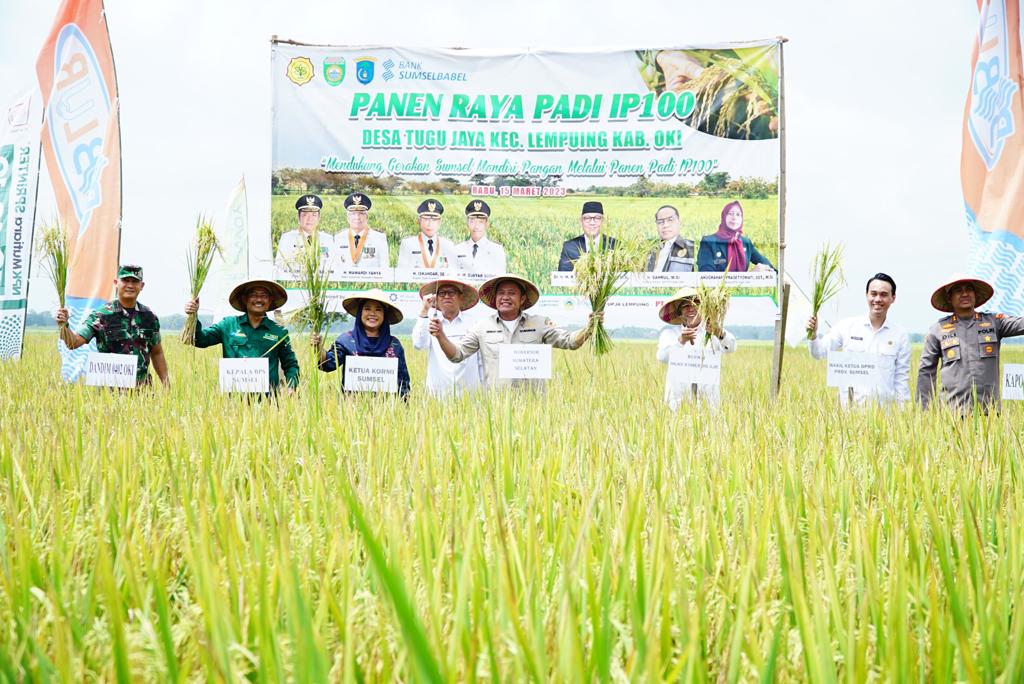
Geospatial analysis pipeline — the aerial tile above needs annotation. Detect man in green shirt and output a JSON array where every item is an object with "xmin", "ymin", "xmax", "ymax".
[
  {"xmin": 184, "ymin": 279, "xmax": 300, "ymax": 392},
  {"xmin": 55, "ymin": 264, "xmax": 169, "ymax": 387}
]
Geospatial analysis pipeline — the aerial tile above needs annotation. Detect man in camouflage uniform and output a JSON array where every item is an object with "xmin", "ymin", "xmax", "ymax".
[
  {"xmin": 55, "ymin": 264, "xmax": 169, "ymax": 387},
  {"xmin": 429, "ymin": 273, "xmax": 601, "ymax": 390},
  {"xmin": 918, "ymin": 273, "xmax": 1024, "ymax": 412}
]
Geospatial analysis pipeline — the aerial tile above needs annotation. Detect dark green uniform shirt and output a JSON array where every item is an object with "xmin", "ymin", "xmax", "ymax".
[
  {"xmin": 194, "ymin": 314, "xmax": 300, "ymax": 390},
  {"xmin": 75, "ymin": 300, "xmax": 161, "ymax": 385}
]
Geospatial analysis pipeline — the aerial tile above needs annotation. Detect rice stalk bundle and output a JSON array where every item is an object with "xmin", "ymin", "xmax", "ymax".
[
  {"xmin": 181, "ymin": 215, "xmax": 222, "ymax": 345},
  {"xmin": 697, "ymin": 275, "xmax": 731, "ymax": 345},
  {"xmin": 572, "ymin": 239, "xmax": 645, "ymax": 355},
  {"xmin": 808, "ymin": 243, "xmax": 845, "ymax": 340},
  {"xmin": 38, "ymin": 219, "xmax": 70, "ymax": 309}
]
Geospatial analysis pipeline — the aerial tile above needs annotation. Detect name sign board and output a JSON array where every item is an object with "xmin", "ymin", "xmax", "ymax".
[
  {"xmin": 498, "ymin": 344, "xmax": 552, "ymax": 379},
  {"xmin": 668, "ymin": 345, "xmax": 722, "ymax": 386},
  {"xmin": 826, "ymin": 351, "xmax": 882, "ymax": 390},
  {"xmin": 85, "ymin": 352, "xmax": 138, "ymax": 388},
  {"xmin": 219, "ymin": 358, "xmax": 270, "ymax": 393},
  {"xmin": 1003, "ymin": 363, "xmax": 1024, "ymax": 400},
  {"xmin": 344, "ymin": 356, "xmax": 399, "ymax": 393}
]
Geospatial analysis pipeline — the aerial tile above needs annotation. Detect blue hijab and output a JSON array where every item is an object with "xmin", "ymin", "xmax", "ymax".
[{"xmin": 351, "ymin": 300, "xmax": 393, "ymax": 356}]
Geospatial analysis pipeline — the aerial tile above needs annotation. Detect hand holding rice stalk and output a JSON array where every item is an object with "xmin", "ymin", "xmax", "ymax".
[
  {"xmin": 289, "ymin": 234, "xmax": 333, "ymax": 358},
  {"xmin": 181, "ymin": 215, "xmax": 222, "ymax": 345},
  {"xmin": 573, "ymin": 239, "xmax": 644, "ymax": 355},
  {"xmin": 39, "ymin": 219, "xmax": 71, "ymax": 344},
  {"xmin": 696, "ymin": 274, "xmax": 731, "ymax": 345},
  {"xmin": 807, "ymin": 243, "xmax": 845, "ymax": 340}
]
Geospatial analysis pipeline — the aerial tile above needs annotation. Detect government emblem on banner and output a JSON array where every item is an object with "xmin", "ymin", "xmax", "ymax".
[
  {"xmin": 355, "ymin": 58, "xmax": 376, "ymax": 85},
  {"xmin": 286, "ymin": 56, "xmax": 314, "ymax": 86},
  {"xmin": 324, "ymin": 58, "xmax": 345, "ymax": 86}
]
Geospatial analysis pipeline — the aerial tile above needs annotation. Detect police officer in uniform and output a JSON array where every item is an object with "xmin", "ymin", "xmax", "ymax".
[
  {"xmin": 55, "ymin": 264, "xmax": 169, "ymax": 387},
  {"xmin": 454, "ymin": 200, "xmax": 507, "ymax": 275},
  {"xmin": 429, "ymin": 273, "xmax": 600, "ymax": 389},
  {"xmin": 275, "ymin": 194, "xmax": 336, "ymax": 276},
  {"xmin": 918, "ymin": 273, "xmax": 1024, "ymax": 412},
  {"xmin": 332, "ymin": 192, "xmax": 390, "ymax": 271},
  {"xmin": 646, "ymin": 205, "xmax": 695, "ymax": 272},
  {"xmin": 397, "ymin": 199, "xmax": 457, "ymax": 271}
]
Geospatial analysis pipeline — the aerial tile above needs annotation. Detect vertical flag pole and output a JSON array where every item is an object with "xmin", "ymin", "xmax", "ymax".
[{"xmin": 771, "ymin": 36, "xmax": 789, "ymax": 399}]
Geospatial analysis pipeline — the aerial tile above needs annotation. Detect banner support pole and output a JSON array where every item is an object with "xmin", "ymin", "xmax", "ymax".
[{"xmin": 771, "ymin": 36, "xmax": 789, "ymax": 400}]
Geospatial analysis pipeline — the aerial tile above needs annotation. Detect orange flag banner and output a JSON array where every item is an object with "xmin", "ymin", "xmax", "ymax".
[
  {"xmin": 36, "ymin": 0, "xmax": 121, "ymax": 380},
  {"xmin": 963, "ymin": 0, "xmax": 1024, "ymax": 312}
]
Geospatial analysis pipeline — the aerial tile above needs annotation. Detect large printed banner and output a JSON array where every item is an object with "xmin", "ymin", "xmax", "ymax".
[
  {"xmin": 271, "ymin": 42, "xmax": 781, "ymax": 325},
  {"xmin": 963, "ymin": 0, "xmax": 1024, "ymax": 313},
  {"xmin": 0, "ymin": 89, "xmax": 42, "ymax": 361},
  {"xmin": 37, "ymin": 0, "xmax": 122, "ymax": 380}
]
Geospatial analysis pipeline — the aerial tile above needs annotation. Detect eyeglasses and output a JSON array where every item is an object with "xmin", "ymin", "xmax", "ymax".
[
  {"xmin": 581, "ymin": 215, "xmax": 604, "ymax": 222},
  {"xmin": 436, "ymin": 289, "xmax": 460, "ymax": 298}
]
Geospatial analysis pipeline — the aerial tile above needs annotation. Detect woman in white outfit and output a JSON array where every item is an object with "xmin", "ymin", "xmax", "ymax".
[{"xmin": 655, "ymin": 286, "xmax": 736, "ymax": 409}]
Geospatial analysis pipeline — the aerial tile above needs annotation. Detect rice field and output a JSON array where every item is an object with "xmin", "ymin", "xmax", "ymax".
[
  {"xmin": 4, "ymin": 333, "xmax": 1024, "ymax": 681},
  {"xmin": 271, "ymin": 195, "xmax": 780, "ymax": 292}
]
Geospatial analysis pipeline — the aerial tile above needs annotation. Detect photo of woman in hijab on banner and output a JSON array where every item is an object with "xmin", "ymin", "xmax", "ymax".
[{"xmin": 696, "ymin": 200, "xmax": 776, "ymax": 273}]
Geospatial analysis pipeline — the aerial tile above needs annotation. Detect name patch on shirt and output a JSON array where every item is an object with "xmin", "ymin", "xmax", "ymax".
[
  {"xmin": 850, "ymin": 336, "xmax": 864, "ymax": 341},
  {"xmin": 262, "ymin": 333, "xmax": 279, "ymax": 341},
  {"xmin": 232, "ymin": 330, "xmax": 248, "ymax": 338},
  {"xmin": 941, "ymin": 336, "xmax": 960, "ymax": 349}
]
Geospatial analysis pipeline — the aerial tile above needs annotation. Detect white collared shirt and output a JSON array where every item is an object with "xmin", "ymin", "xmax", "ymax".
[
  {"xmin": 809, "ymin": 315, "xmax": 911, "ymax": 405},
  {"xmin": 654, "ymin": 241, "xmax": 674, "ymax": 271},
  {"xmin": 411, "ymin": 311, "xmax": 482, "ymax": 396},
  {"xmin": 455, "ymin": 236, "xmax": 507, "ymax": 275},
  {"xmin": 656, "ymin": 322, "xmax": 736, "ymax": 409}
]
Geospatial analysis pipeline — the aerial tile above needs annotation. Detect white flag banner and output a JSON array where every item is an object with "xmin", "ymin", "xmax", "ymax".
[
  {"xmin": 0, "ymin": 88, "xmax": 42, "ymax": 361},
  {"xmin": 211, "ymin": 176, "xmax": 250, "ymax": 320}
]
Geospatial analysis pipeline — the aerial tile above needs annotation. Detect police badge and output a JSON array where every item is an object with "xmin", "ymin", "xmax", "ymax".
[{"xmin": 324, "ymin": 58, "xmax": 346, "ymax": 86}]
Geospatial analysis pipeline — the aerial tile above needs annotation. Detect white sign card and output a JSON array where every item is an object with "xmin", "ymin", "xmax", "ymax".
[
  {"xmin": 826, "ymin": 351, "xmax": 883, "ymax": 390},
  {"xmin": 668, "ymin": 346, "xmax": 722, "ymax": 387},
  {"xmin": 219, "ymin": 358, "xmax": 270, "ymax": 393},
  {"xmin": 499, "ymin": 344, "xmax": 553, "ymax": 379},
  {"xmin": 1003, "ymin": 363, "xmax": 1024, "ymax": 400},
  {"xmin": 85, "ymin": 352, "xmax": 138, "ymax": 388},
  {"xmin": 344, "ymin": 356, "xmax": 399, "ymax": 393}
]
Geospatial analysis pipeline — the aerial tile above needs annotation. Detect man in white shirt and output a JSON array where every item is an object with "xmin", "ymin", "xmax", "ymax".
[
  {"xmin": 806, "ymin": 272, "xmax": 911, "ymax": 405},
  {"xmin": 411, "ymin": 279, "xmax": 482, "ymax": 396},
  {"xmin": 454, "ymin": 200, "xmax": 507, "ymax": 275},
  {"xmin": 332, "ymin": 192, "xmax": 390, "ymax": 271},
  {"xmin": 397, "ymin": 198, "xmax": 457, "ymax": 271},
  {"xmin": 274, "ymin": 194, "xmax": 336, "ymax": 278}
]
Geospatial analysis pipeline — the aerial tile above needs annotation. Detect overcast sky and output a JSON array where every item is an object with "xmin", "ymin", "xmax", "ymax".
[{"xmin": 1, "ymin": 0, "xmax": 978, "ymax": 330}]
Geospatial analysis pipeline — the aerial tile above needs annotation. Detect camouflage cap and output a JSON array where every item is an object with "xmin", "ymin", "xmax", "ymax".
[{"xmin": 117, "ymin": 264, "xmax": 144, "ymax": 281}]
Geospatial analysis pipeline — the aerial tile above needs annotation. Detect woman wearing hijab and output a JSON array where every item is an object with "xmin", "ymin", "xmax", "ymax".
[
  {"xmin": 655, "ymin": 286, "xmax": 736, "ymax": 409},
  {"xmin": 309, "ymin": 288, "xmax": 411, "ymax": 398},
  {"xmin": 696, "ymin": 200, "xmax": 775, "ymax": 272}
]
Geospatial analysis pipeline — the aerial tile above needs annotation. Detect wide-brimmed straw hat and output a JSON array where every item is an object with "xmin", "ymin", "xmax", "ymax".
[
  {"xmin": 478, "ymin": 274, "xmax": 540, "ymax": 310},
  {"xmin": 342, "ymin": 288, "xmax": 404, "ymax": 324},
  {"xmin": 930, "ymin": 273, "xmax": 994, "ymax": 312},
  {"xmin": 418, "ymin": 279, "xmax": 480, "ymax": 310},
  {"xmin": 229, "ymin": 279, "xmax": 288, "ymax": 312},
  {"xmin": 659, "ymin": 286, "xmax": 700, "ymax": 324}
]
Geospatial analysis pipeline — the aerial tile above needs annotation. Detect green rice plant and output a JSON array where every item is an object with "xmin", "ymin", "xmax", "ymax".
[
  {"xmin": 697, "ymin": 273, "xmax": 731, "ymax": 344},
  {"xmin": 2, "ymin": 333, "xmax": 1024, "ymax": 681},
  {"xmin": 181, "ymin": 215, "xmax": 222, "ymax": 345},
  {"xmin": 38, "ymin": 220, "xmax": 72, "ymax": 346},
  {"xmin": 808, "ymin": 242, "xmax": 846, "ymax": 339},
  {"xmin": 572, "ymin": 239, "xmax": 646, "ymax": 355}
]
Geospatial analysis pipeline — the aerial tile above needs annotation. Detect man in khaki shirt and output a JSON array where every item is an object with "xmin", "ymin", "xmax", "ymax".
[{"xmin": 430, "ymin": 274, "xmax": 599, "ymax": 389}]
